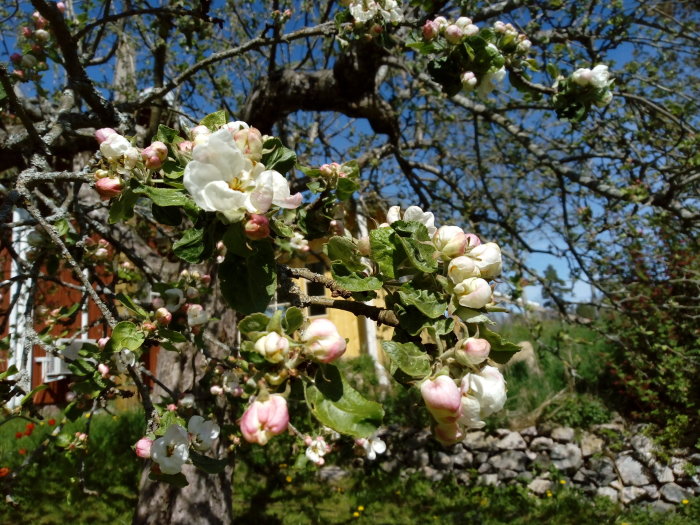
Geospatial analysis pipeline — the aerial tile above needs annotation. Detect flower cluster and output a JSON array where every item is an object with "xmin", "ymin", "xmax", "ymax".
[
  {"xmin": 553, "ymin": 64, "xmax": 614, "ymax": 120},
  {"xmin": 571, "ymin": 65, "xmax": 614, "ymax": 106},
  {"xmin": 9, "ymin": 7, "xmax": 63, "ymax": 82},
  {"xmin": 419, "ymin": 17, "xmax": 532, "ymax": 98},
  {"xmin": 143, "ymin": 415, "xmax": 221, "ymax": 475},
  {"xmin": 421, "ymin": 366, "xmax": 506, "ymax": 445},
  {"xmin": 183, "ymin": 121, "xmax": 302, "ymax": 223},
  {"xmin": 344, "ymin": 0, "xmax": 403, "ymax": 26}
]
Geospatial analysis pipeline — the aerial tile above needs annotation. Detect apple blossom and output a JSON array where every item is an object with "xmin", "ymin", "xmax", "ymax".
[
  {"xmin": 433, "ymin": 421, "xmax": 464, "ymax": 446},
  {"xmin": 210, "ymin": 385, "xmax": 224, "ymax": 396},
  {"xmin": 95, "ymin": 176, "xmax": 123, "ymax": 199},
  {"xmin": 458, "ymin": 393, "xmax": 485, "ymax": 429},
  {"xmin": 187, "ymin": 415, "xmax": 220, "ymax": 451},
  {"xmin": 10, "ymin": 53, "xmax": 22, "ymax": 64},
  {"xmin": 461, "ymin": 365, "xmax": 507, "ymax": 418},
  {"xmin": 448, "ymin": 256, "xmax": 480, "ymax": 283},
  {"xmin": 422, "ymin": 20, "xmax": 439, "ymax": 41},
  {"xmin": 301, "ymin": 319, "xmax": 347, "ymax": 363},
  {"xmin": 100, "ymin": 133, "xmax": 131, "ymax": 160},
  {"xmin": 461, "ymin": 71, "xmax": 478, "ymax": 90},
  {"xmin": 233, "ymin": 126, "xmax": 263, "ymax": 162},
  {"xmin": 590, "ymin": 64, "xmax": 611, "ymax": 89},
  {"xmin": 21, "ymin": 54, "xmax": 37, "ymax": 69},
  {"xmin": 477, "ymin": 67, "xmax": 506, "ymax": 98},
  {"xmin": 134, "ymin": 437, "xmax": 153, "ymax": 458},
  {"xmin": 348, "ymin": 0, "xmax": 402, "ymax": 25},
  {"xmin": 572, "ymin": 68, "xmax": 593, "ymax": 86},
  {"xmin": 191, "ymin": 125, "xmax": 211, "ymax": 145},
  {"xmin": 453, "ymin": 277, "xmax": 492, "ymax": 309},
  {"xmin": 187, "ymin": 304, "xmax": 209, "ymax": 326},
  {"xmin": 467, "ymin": 242, "xmax": 502, "ymax": 279},
  {"xmin": 155, "ymin": 307, "xmax": 172, "ymax": 325},
  {"xmin": 179, "ymin": 140, "xmax": 194, "ymax": 153},
  {"xmin": 433, "ymin": 225, "xmax": 467, "ymax": 260},
  {"xmin": 183, "ymin": 128, "xmax": 301, "ymax": 222},
  {"xmin": 97, "ymin": 337, "xmax": 109, "ymax": 349},
  {"xmin": 240, "ymin": 395, "xmax": 289, "ymax": 445},
  {"xmin": 142, "ymin": 141, "xmax": 168, "ymax": 169},
  {"xmin": 21, "ymin": 27, "xmax": 32, "ymax": 38},
  {"xmin": 34, "ymin": 29, "xmax": 50, "ymax": 43},
  {"xmin": 455, "ymin": 17, "xmax": 472, "ymax": 29},
  {"xmin": 355, "ymin": 436, "xmax": 386, "ymax": 460},
  {"xmin": 151, "ymin": 424, "xmax": 190, "ymax": 474},
  {"xmin": 289, "ymin": 232, "xmax": 309, "ymax": 252},
  {"xmin": 179, "ymin": 393, "xmax": 195, "ymax": 408},
  {"xmin": 444, "ymin": 24, "xmax": 463, "ymax": 44},
  {"xmin": 456, "ymin": 337, "xmax": 491, "ymax": 365},
  {"xmin": 305, "ymin": 436, "xmax": 331, "ymax": 466},
  {"xmin": 97, "ymin": 363, "xmax": 110, "ymax": 378},
  {"xmin": 254, "ymin": 332, "xmax": 290, "ymax": 363},
  {"xmin": 386, "ymin": 205, "xmax": 436, "ymax": 236},
  {"xmin": 244, "ymin": 214, "xmax": 271, "ymax": 240},
  {"xmin": 420, "ymin": 375, "xmax": 462, "ymax": 424},
  {"xmin": 56, "ymin": 2, "xmax": 66, "ymax": 13},
  {"xmin": 433, "ymin": 16, "xmax": 448, "ymax": 30}
]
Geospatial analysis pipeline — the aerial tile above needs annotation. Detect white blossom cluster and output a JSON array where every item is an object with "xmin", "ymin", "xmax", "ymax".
[
  {"xmin": 345, "ymin": 0, "xmax": 403, "ymax": 25},
  {"xmin": 571, "ymin": 64, "xmax": 614, "ymax": 106}
]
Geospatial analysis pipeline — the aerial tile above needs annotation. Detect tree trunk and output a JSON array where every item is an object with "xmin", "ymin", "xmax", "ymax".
[{"xmin": 132, "ymin": 307, "xmax": 238, "ymax": 525}]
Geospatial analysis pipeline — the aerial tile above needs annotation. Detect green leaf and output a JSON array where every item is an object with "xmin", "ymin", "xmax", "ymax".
[
  {"xmin": 158, "ymin": 328, "xmax": 188, "ymax": 343},
  {"xmin": 0, "ymin": 365, "xmax": 18, "ymax": 381},
  {"xmin": 369, "ymin": 227, "xmax": 396, "ymax": 279},
  {"xmin": 481, "ymin": 327, "xmax": 522, "ymax": 364},
  {"xmin": 134, "ymin": 186, "xmax": 199, "ymax": 217},
  {"xmin": 393, "ymin": 302, "xmax": 454, "ymax": 336},
  {"xmin": 305, "ymin": 365, "xmax": 384, "ymax": 438},
  {"xmin": 200, "ymin": 110, "xmax": 227, "ymax": 131},
  {"xmin": 108, "ymin": 188, "xmax": 138, "ymax": 223},
  {"xmin": 172, "ymin": 228, "xmax": 205, "ymax": 263},
  {"xmin": 116, "ymin": 293, "xmax": 149, "ymax": 319},
  {"xmin": 261, "ymin": 137, "xmax": 297, "ymax": 174},
  {"xmin": 336, "ymin": 177, "xmax": 359, "ymax": 201},
  {"xmin": 325, "ymin": 236, "xmax": 365, "ymax": 272},
  {"xmin": 219, "ymin": 241, "xmax": 276, "ymax": 314},
  {"xmin": 154, "ymin": 124, "xmax": 179, "ymax": 144},
  {"xmin": 331, "ymin": 264, "xmax": 383, "ymax": 292},
  {"xmin": 239, "ymin": 313, "xmax": 271, "ymax": 334},
  {"xmin": 190, "ymin": 451, "xmax": 228, "ymax": 474},
  {"xmin": 152, "ymin": 203, "xmax": 182, "ymax": 226},
  {"xmin": 108, "ymin": 321, "xmax": 145, "ymax": 352},
  {"xmin": 20, "ymin": 384, "xmax": 47, "ymax": 406},
  {"xmin": 271, "ymin": 218, "xmax": 294, "ymax": 238},
  {"xmin": 148, "ymin": 471, "xmax": 189, "ymax": 488},
  {"xmin": 381, "ymin": 341, "xmax": 431, "ymax": 378},
  {"xmin": 397, "ymin": 285, "xmax": 447, "ymax": 319},
  {"xmin": 392, "ymin": 221, "xmax": 437, "ymax": 274},
  {"xmin": 283, "ymin": 307, "xmax": 304, "ymax": 335}
]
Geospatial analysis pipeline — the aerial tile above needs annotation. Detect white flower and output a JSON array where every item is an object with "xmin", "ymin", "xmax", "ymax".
[
  {"xmin": 453, "ymin": 277, "xmax": 492, "ymax": 309},
  {"xmin": 348, "ymin": 0, "xmax": 402, "ymax": 25},
  {"xmin": 151, "ymin": 424, "xmax": 190, "ymax": 475},
  {"xmin": 386, "ymin": 205, "xmax": 436, "ymax": 236},
  {"xmin": 305, "ymin": 436, "xmax": 331, "ymax": 466},
  {"xmin": 590, "ymin": 64, "xmax": 611, "ymax": 89},
  {"xmin": 100, "ymin": 133, "xmax": 131, "ymax": 160},
  {"xmin": 254, "ymin": 332, "xmax": 290, "ymax": 363},
  {"xmin": 187, "ymin": 304, "xmax": 209, "ymax": 326},
  {"xmin": 289, "ymin": 232, "xmax": 309, "ymax": 252},
  {"xmin": 356, "ymin": 436, "xmax": 386, "ymax": 460},
  {"xmin": 433, "ymin": 225, "xmax": 467, "ymax": 260},
  {"xmin": 187, "ymin": 415, "xmax": 220, "ymax": 451},
  {"xmin": 467, "ymin": 242, "xmax": 502, "ymax": 280},
  {"xmin": 461, "ymin": 365, "xmax": 507, "ymax": 418},
  {"xmin": 114, "ymin": 349, "xmax": 136, "ymax": 373},
  {"xmin": 163, "ymin": 288, "xmax": 186, "ymax": 313},
  {"xmin": 572, "ymin": 68, "xmax": 592, "ymax": 86},
  {"xmin": 458, "ymin": 393, "xmax": 485, "ymax": 429},
  {"xmin": 477, "ymin": 67, "xmax": 506, "ymax": 98},
  {"xmin": 448, "ymin": 256, "xmax": 480, "ymax": 283},
  {"xmin": 183, "ymin": 128, "xmax": 301, "ymax": 222}
]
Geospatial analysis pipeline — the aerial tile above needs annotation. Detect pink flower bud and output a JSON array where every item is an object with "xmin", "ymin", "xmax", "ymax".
[
  {"xmin": 10, "ymin": 53, "xmax": 22, "ymax": 64},
  {"xmin": 201, "ymin": 274, "xmax": 211, "ymax": 285},
  {"xmin": 448, "ymin": 256, "xmax": 480, "ymax": 283},
  {"xmin": 444, "ymin": 24, "xmax": 463, "ymax": 44},
  {"xmin": 468, "ymin": 242, "xmax": 502, "ymax": 280},
  {"xmin": 233, "ymin": 127, "xmax": 263, "ymax": 162},
  {"xmin": 135, "ymin": 437, "xmax": 153, "ymax": 458},
  {"xmin": 97, "ymin": 363, "xmax": 110, "ymax": 378},
  {"xmin": 56, "ymin": 2, "xmax": 66, "ymax": 13},
  {"xmin": 244, "ymin": 214, "xmax": 270, "ymax": 240},
  {"xmin": 433, "ymin": 225, "xmax": 467, "ymax": 260},
  {"xmin": 167, "ymin": 403, "xmax": 177, "ymax": 412},
  {"xmin": 155, "ymin": 307, "xmax": 172, "ymax": 325},
  {"xmin": 434, "ymin": 422, "xmax": 464, "ymax": 446},
  {"xmin": 21, "ymin": 27, "xmax": 32, "ymax": 38},
  {"xmin": 422, "ymin": 20, "xmax": 439, "ymax": 41},
  {"xmin": 210, "ymin": 385, "xmax": 224, "ymax": 396},
  {"xmin": 97, "ymin": 337, "xmax": 109, "ymax": 349},
  {"xmin": 178, "ymin": 140, "xmax": 194, "ymax": 153},
  {"xmin": 461, "ymin": 71, "xmax": 477, "ymax": 90},
  {"xmin": 95, "ymin": 177, "xmax": 123, "ymax": 199},
  {"xmin": 254, "ymin": 332, "xmax": 290, "ymax": 363},
  {"xmin": 420, "ymin": 376, "xmax": 462, "ymax": 424},
  {"xmin": 141, "ymin": 141, "xmax": 168, "ymax": 169},
  {"xmin": 142, "ymin": 321, "xmax": 156, "ymax": 332},
  {"xmin": 465, "ymin": 233, "xmax": 481, "ymax": 249},
  {"xmin": 433, "ymin": 16, "xmax": 448, "ymax": 30},
  {"xmin": 456, "ymin": 337, "xmax": 491, "ymax": 365},
  {"xmin": 370, "ymin": 23, "xmax": 383, "ymax": 36},
  {"xmin": 95, "ymin": 128, "xmax": 117, "ymax": 144},
  {"xmin": 13, "ymin": 70, "xmax": 25, "ymax": 80},
  {"xmin": 301, "ymin": 319, "xmax": 347, "ymax": 363},
  {"xmin": 240, "ymin": 395, "xmax": 289, "ymax": 445},
  {"xmin": 32, "ymin": 12, "xmax": 47, "ymax": 29}
]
